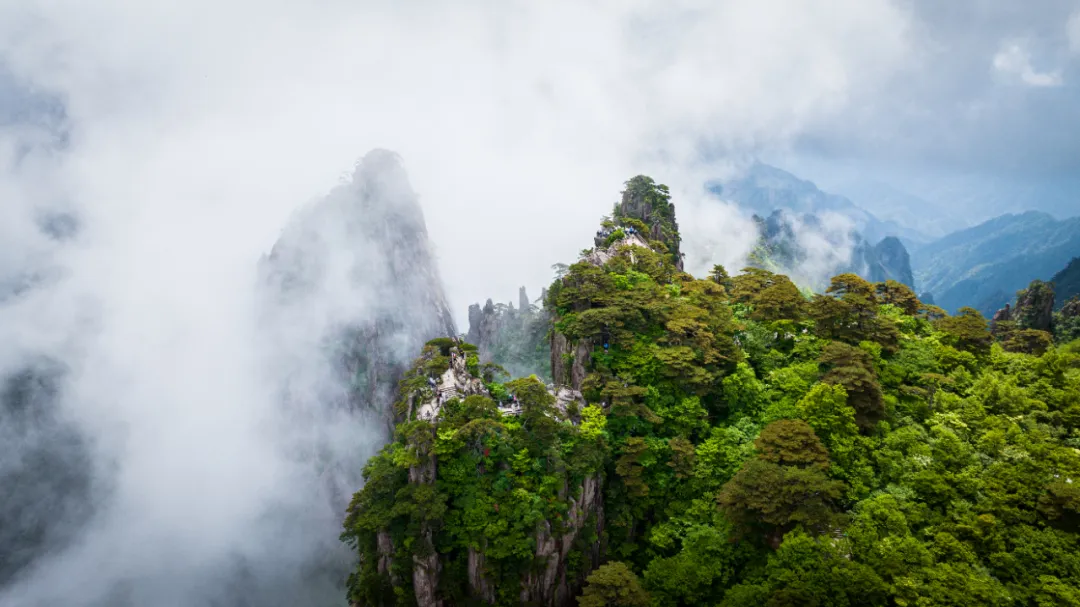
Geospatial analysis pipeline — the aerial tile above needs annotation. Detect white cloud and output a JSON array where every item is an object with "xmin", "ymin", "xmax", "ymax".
[
  {"xmin": 1068, "ymin": 10, "xmax": 1080, "ymax": 54},
  {"xmin": 0, "ymin": 1, "xmax": 917, "ymax": 605},
  {"xmin": 992, "ymin": 41, "xmax": 1063, "ymax": 86}
]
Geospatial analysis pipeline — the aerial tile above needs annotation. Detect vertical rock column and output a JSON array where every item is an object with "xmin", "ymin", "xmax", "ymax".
[{"xmin": 409, "ymin": 424, "xmax": 441, "ymax": 607}]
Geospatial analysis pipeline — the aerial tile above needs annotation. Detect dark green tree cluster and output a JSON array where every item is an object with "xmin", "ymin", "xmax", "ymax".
[
  {"xmin": 609, "ymin": 176, "xmax": 683, "ymax": 269},
  {"xmin": 344, "ymin": 344, "xmax": 609, "ymax": 606},
  {"xmin": 342, "ymin": 179, "xmax": 1080, "ymax": 607},
  {"xmin": 1057, "ymin": 296, "xmax": 1080, "ymax": 344},
  {"xmin": 992, "ymin": 278, "xmax": 1080, "ymax": 355}
]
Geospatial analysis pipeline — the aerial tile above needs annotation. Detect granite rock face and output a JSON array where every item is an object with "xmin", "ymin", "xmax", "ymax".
[
  {"xmin": 260, "ymin": 149, "xmax": 457, "ymax": 436},
  {"xmin": 1013, "ymin": 280, "xmax": 1056, "ymax": 333},
  {"xmin": 252, "ymin": 150, "xmax": 458, "ymax": 603},
  {"xmin": 869, "ymin": 236, "xmax": 915, "ymax": 287},
  {"xmin": 0, "ymin": 359, "xmax": 94, "ymax": 588},
  {"xmin": 610, "ymin": 176, "xmax": 684, "ymax": 271}
]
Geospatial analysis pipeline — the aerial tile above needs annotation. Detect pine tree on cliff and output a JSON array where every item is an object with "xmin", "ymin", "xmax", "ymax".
[{"xmin": 611, "ymin": 176, "xmax": 683, "ymax": 270}]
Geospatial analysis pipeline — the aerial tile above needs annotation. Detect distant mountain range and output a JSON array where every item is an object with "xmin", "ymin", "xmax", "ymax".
[
  {"xmin": 707, "ymin": 162, "xmax": 933, "ymax": 249},
  {"xmin": 825, "ymin": 178, "xmax": 961, "ymax": 241},
  {"xmin": 706, "ymin": 162, "xmax": 1080, "ymax": 317},
  {"xmin": 912, "ymin": 211, "xmax": 1080, "ymax": 316},
  {"xmin": 707, "ymin": 163, "xmax": 920, "ymax": 292}
]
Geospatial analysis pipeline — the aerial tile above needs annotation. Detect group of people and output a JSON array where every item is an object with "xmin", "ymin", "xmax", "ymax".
[
  {"xmin": 427, "ymin": 376, "xmax": 444, "ymax": 406},
  {"xmin": 596, "ymin": 225, "xmax": 638, "ymax": 240}
]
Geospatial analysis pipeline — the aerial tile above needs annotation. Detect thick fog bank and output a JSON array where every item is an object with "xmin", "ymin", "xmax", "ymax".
[{"xmin": 0, "ymin": 152, "xmax": 454, "ymax": 607}]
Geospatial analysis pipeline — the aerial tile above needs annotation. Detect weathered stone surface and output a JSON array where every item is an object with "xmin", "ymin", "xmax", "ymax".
[
  {"xmin": 468, "ymin": 546, "xmax": 495, "ymax": 604},
  {"xmin": 465, "ymin": 288, "xmax": 551, "ymax": 380},
  {"xmin": 408, "ymin": 426, "xmax": 441, "ymax": 607},
  {"xmin": 259, "ymin": 149, "xmax": 457, "ymax": 437},
  {"xmin": 583, "ymin": 233, "xmax": 652, "ymax": 267},
  {"xmin": 871, "ymin": 236, "xmax": 915, "ymax": 288},
  {"xmin": 550, "ymin": 332, "xmax": 592, "ymax": 393},
  {"xmin": 1014, "ymin": 280, "xmax": 1056, "ymax": 332},
  {"xmin": 520, "ymin": 474, "xmax": 604, "ymax": 606},
  {"xmin": 416, "ymin": 347, "xmax": 489, "ymax": 420},
  {"xmin": 1062, "ymin": 296, "xmax": 1080, "ymax": 319},
  {"xmin": 611, "ymin": 176, "xmax": 684, "ymax": 270},
  {"xmin": 519, "ymin": 286, "xmax": 531, "ymax": 313},
  {"xmin": 376, "ymin": 531, "xmax": 395, "ymax": 578},
  {"xmin": 552, "ymin": 386, "xmax": 585, "ymax": 416}
]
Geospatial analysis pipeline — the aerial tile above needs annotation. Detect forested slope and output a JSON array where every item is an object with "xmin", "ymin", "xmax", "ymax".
[{"xmin": 341, "ymin": 177, "xmax": 1080, "ymax": 607}]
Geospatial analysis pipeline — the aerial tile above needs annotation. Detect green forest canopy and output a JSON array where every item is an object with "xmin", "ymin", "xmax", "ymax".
[{"xmin": 341, "ymin": 178, "xmax": 1080, "ymax": 607}]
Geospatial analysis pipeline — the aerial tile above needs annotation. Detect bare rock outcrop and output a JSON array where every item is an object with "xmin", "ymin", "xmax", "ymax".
[
  {"xmin": 520, "ymin": 474, "xmax": 604, "ymax": 606},
  {"xmin": 409, "ymin": 425, "xmax": 441, "ymax": 607},
  {"xmin": 1014, "ymin": 280, "xmax": 1056, "ymax": 333},
  {"xmin": 468, "ymin": 546, "xmax": 496, "ymax": 604},
  {"xmin": 550, "ymin": 332, "xmax": 592, "ymax": 393},
  {"xmin": 416, "ymin": 347, "xmax": 489, "ymax": 421},
  {"xmin": 466, "ymin": 289, "xmax": 551, "ymax": 380},
  {"xmin": 259, "ymin": 149, "xmax": 457, "ymax": 436}
]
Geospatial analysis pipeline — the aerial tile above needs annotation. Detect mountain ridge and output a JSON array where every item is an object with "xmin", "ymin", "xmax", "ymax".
[{"xmin": 912, "ymin": 210, "xmax": 1080, "ymax": 315}]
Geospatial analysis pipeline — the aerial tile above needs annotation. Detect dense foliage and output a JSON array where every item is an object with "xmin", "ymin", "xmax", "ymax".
[
  {"xmin": 342, "ymin": 183, "xmax": 1080, "ymax": 607},
  {"xmin": 608, "ymin": 176, "xmax": 683, "ymax": 269}
]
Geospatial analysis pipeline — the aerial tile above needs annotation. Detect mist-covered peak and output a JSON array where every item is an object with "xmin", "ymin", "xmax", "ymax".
[
  {"xmin": 709, "ymin": 161, "xmax": 929, "ymax": 248},
  {"xmin": 348, "ymin": 148, "xmax": 425, "ymax": 228},
  {"xmin": 610, "ymin": 175, "xmax": 683, "ymax": 270},
  {"xmin": 262, "ymin": 148, "xmax": 456, "ymax": 412},
  {"xmin": 748, "ymin": 209, "xmax": 914, "ymax": 291}
]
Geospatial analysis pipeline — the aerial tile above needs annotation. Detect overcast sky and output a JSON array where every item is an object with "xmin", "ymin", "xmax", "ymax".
[{"xmin": 2, "ymin": 1, "xmax": 1079, "ymax": 314}]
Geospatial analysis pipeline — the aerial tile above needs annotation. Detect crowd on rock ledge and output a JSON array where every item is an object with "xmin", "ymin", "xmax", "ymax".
[{"xmin": 596, "ymin": 226, "xmax": 637, "ymax": 240}]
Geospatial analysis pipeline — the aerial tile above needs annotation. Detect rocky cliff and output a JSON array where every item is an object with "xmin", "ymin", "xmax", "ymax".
[
  {"xmin": 344, "ymin": 339, "xmax": 597, "ymax": 607},
  {"xmin": 866, "ymin": 236, "xmax": 915, "ymax": 287},
  {"xmin": 0, "ymin": 358, "xmax": 94, "ymax": 588},
  {"xmin": 250, "ymin": 150, "xmax": 457, "ymax": 604},
  {"xmin": 609, "ymin": 176, "xmax": 684, "ymax": 270},
  {"xmin": 259, "ymin": 149, "xmax": 457, "ymax": 436},
  {"xmin": 991, "ymin": 279, "xmax": 1056, "ymax": 334}
]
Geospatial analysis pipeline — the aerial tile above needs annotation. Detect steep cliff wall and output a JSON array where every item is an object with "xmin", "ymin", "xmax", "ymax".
[
  {"xmin": 259, "ymin": 149, "xmax": 457, "ymax": 436},
  {"xmin": 344, "ymin": 340, "xmax": 602, "ymax": 607},
  {"xmin": 609, "ymin": 176, "xmax": 683, "ymax": 270},
  {"xmin": 0, "ymin": 359, "xmax": 94, "ymax": 588}
]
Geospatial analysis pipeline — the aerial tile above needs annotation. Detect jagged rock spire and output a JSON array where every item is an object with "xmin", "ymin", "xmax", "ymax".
[
  {"xmin": 519, "ymin": 286, "xmax": 530, "ymax": 312},
  {"xmin": 259, "ymin": 148, "xmax": 457, "ymax": 433}
]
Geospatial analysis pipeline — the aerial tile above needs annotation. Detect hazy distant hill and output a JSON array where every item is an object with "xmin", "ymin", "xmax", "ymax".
[
  {"xmin": 1052, "ymin": 257, "xmax": 1080, "ymax": 309},
  {"xmin": 747, "ymin": 210, "xmax": 914, "ymax": 291},
  {"xmin": 708, "ymin": 162, "xmax": 931, "ymax": 249},
  {"xmin": 912, "ymin": 211, "xmax": 1080, "ymax": 315},
  {"xmin": 828, "ymin": 178, "xmax": 962, "ymax": 241}
]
